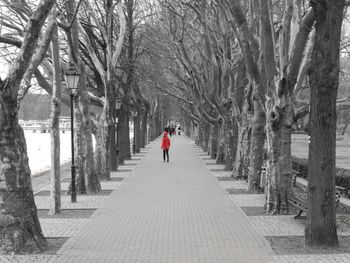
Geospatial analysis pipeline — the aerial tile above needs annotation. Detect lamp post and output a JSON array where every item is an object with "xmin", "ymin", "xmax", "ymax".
[
  {"xmin": 131, "ymin": 109, "xmax": 138, "ymax": 155},
  {"xmin": 64, "ymin": 64, "xmax": 80, "ymax": 203},
  {"xmin": 115, "ymin": 97, "xmax": 122, "ymax": 162},
  {"xmin": 308, "ymin": 105, "xmax": 311, "ymax": 144}
]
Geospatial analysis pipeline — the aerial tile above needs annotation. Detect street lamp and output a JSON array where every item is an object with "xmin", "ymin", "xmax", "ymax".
[
  {"xmin": 115, "ymin": 116, "xmax": 119, "ymax": 157},
  {"xmin": 131, "ymin": 109, "xmax": 138, "ymax": 155},
  {"xmin": 115, "ymin": 97, "xmax": 122, "ymax": 110},
  {"xmin": 115, "ymin": 98, "xmax": 122, "ymax": 160},
  {"xmin": 64, "ymin": 63, "xmax": 80, "ymax": 203}
]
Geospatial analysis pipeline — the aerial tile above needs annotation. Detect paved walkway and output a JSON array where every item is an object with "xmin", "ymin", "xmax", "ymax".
[
  {"xmin": 51, "ymin": 135, "xmax": 273, "ymax": 263},
  {"xmin": 2, "ymin": 135, "xmax": 350, "ymax": 262}
]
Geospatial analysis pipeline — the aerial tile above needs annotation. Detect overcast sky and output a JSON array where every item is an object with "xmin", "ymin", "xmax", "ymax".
[{"xmin": 0, "ymin": 65, "xmax": 8, "ymax": 79}]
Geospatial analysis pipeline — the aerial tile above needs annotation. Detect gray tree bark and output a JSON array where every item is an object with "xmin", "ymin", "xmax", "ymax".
[
  {"xmin": 0, "ymin": 0, "xmax": 54, "ymax": 252},
  {"xmin": 135, "ymin": 107, "xmax": 141, "ymax": 153},
  {"xmin": 118, "ymin": 109, "xmax": 131, "ymax": 164},
  {"xmin": 140, "ymin": 105, "xmax": 150, "ymax": 148},
  {"xmin": 49, "ymin": 15, "xmax": 61, "ymax": 214},
  {"xmin": 305, "ymin": 0, "xmax": 344, "ymax": 248}
]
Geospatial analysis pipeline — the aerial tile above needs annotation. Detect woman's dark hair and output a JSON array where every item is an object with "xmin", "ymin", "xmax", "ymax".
[{"xmin": 164, "ymin": 127, "xmax": 169, "ymax": 132}]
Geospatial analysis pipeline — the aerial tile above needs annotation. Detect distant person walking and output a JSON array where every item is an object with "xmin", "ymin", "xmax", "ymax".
[
  {"xmin": 177, "ymin": 126, "xmax": 181, "ymax": 135},
  {"xmin": 161, "ymin": 127, "xmax": 171, "ymax": 162}
]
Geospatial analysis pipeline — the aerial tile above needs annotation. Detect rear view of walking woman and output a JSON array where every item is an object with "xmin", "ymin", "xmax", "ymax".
[{"xmin": 161, "ymin": 128, "xmax": 171, "ymax": 162}]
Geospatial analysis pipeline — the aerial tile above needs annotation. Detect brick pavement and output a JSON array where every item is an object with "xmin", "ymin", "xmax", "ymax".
[
  {"xmin": 0, "ymin": 151, "xmax": 145, "ymax": 263},
  {"xmin": 4, "ymin": 136, "xmax": 350, "ymax": 262},
  {"xmin": 195, "ymin": 144, "xmax": 350, "ymax": 263},
  {"xmin": 47, "ymin": 136, "xmax": 274, "ymax": 263}
]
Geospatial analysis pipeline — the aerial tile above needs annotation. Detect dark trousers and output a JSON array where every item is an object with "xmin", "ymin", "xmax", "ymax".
[{"xmin": 163, "ymin": 149, "xmax": 169, "ymax": 162}]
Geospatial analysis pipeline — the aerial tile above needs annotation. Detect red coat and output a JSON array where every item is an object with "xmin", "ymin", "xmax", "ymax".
[{"xmin": 161, "ymin": 132, "xmax": 171, "ymax": 150}]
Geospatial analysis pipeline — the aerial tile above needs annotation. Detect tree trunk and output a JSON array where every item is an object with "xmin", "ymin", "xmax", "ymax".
[
  {"xmin": 203, "ymin": 123, "xmax": 210, "ymax": 152},
  {"xmin": 49, "ymin": 18, "xmax": 61, "ymax": 214},
  {"xmin": 215, "ymin": 121, "xmax": 224, "ymax": 164},
  {"xmin": 0, "ymin": 112, "xmax": 47, "ymax": 253},
  {"xmin": 148, "ymin": 114, "xmax": 155, "ymax": 142},
  {"xmin": 341, "ymin": 117, "xmax": 349, "ymax": 135},
  {"xmin": 140, "ymin": 106, "xmax": 149, "ymax": 148},
  {"xmin": 210, "ymin": 123, "xmax": 218, "ymax": 159},
  {"xmin": 264, "ymin": 0, "xmax": 315, "ymax": 215},
  {"xmin": 75, "ymin": 95, "xmax": 85, "ymax": 192},
  {"xmin": 247, "ymin": 91, "xmax": 266, "ymax": 192},
  {"xmin": 85, "ymin": 128, "xmax": 100, "ymax": 193},
  {"xmin": 185, "ymin": 120, "xmax": 192, "ymax": 137},
  {"xmin": 107, "ymin": 122, "xmax": 118, "ymax": 171},
  {"xmin": 150, "ymin": 101, "xmax": 161, "ymax": 141},
  {"xmin": 108, "ymin": 121, "xmax": 117, "ymax": 171},
  {"xmin": 224, "ymin": 119, "xmax": 237, "ymax": 171},
  {"xmin": 193, "ymin": 124, "xmax": 200, "ymax": 145},
  {"xmin": 232, "ymin": 59, "xmax": 249, "ymax": 177},
  {"xmin": 98, "ymin": 111, "xmax": 110, "ymax": 180},
  {"xmin": 266, "ymin": 100, "xmax": 294, "ymax": 214},
  {"xmin": 65, "ymin": 0, "xmax": 100, "ymax": 192},
  {"xmin": 156, "ymin": 108, "xmax": 162, "ymax": 136},
  {"xmin": 197, "ymin": 122, "xmax": 203, "ymax": 147},
  {"xmin": 0, "ymin": 0, "xmax": 54, "ymax": 252},
  {"xmin": 118, "ymin": 109, "xmax": 131, "ymax": 164},
  {"xmin": 92, "ymin": 116, "xmax": 102, "ymax": 180},
  {"xmin": 135, "ymin": 109, "xmax": 141, "ymax": 153},
  {"xmin": 107, "ymin": 88, "xmax": 118, "ymax": 172},
  {"xmin": 78, "ymin": 66, "xmax": 100, "ymax": 193},
  {"xmin": 95, "ymin": 83, "xmax": 114, "ymax": 181},
  {"xmin": 149, "ymin": 113, "xmax": 157, "ymax": 142},
  {"xmin": 305, "ymin": 0, "xmax": 343, "ymax": 248},
  {"xmin": 234, "ymin": 101, "xmax": 253, "ymax": 180}
]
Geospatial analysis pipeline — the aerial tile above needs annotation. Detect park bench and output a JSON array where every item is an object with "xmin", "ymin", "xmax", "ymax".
[{"xmin": 288, "ymin": 170, "xmax": 343, "ymax": 219}]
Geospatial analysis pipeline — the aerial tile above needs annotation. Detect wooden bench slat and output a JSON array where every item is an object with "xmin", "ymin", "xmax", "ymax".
[
  {"xmin": 288, "ymin": 196, "xmax": 307, "ymax": 219},
  {"xmin": 289, "ymin": 171, "xmax": 343, "ymax": 219}
]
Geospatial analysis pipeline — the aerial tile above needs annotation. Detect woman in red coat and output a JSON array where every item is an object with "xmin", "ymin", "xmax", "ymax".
[{"xmin": 160, "ymin": 128, "xmax": 171, "ymax": 162}]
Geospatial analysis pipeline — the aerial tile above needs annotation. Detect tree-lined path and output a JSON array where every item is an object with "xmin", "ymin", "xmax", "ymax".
[
  {"xmin": 1, "ymin": 0, "xmax": 348, "ymax": 255},
  {"xmin": 51, "ymin": 135, "xmax": 273, "ymax": 263}
]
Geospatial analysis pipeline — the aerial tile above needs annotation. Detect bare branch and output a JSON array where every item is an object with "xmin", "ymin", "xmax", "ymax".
[
  {"xmin": 5, "ymin": 0, "xmax": 55, "ymax": 99},
  {"xmin": 111, "ymin": 2, "xmax": 126, "ymax": 68},
  {"xmin": 0, "ymin": 36, "xmax": 22, "ymax": 47},
  {"xmin": 153, "ymin": 81, "xmax": 193, "ymax": 105}
]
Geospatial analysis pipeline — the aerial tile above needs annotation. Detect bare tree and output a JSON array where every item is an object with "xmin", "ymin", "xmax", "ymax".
[
  {"xmin": 0, "ymin": 0, "xmax": 54, "ymax": 253},
  {"xmin": 305, "ymin": 0, "xmax": 345, "ymax": 248},
  {"xmin": 78, "ymin": 0, "xmax": 126, "ymax": 179},
  {"xmin": 50, "ymin": 6, "xmax": 62, "ymax": 214}
]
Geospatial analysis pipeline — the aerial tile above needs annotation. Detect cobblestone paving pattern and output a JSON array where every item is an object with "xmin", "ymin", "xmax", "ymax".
[
  {"xmin": 99, "ymin": 181, "xmax": 124, "ymax": 190},
  {"xmin": 250, "ymin": 215, "xmax": 350, "ymax": 237},
  {"xmin": 116, "ymin": 166, "xmax": 135, "ymax": 172},
  {"xmin": 35, "ymin": 195, "xmax": 109, "ymax": 209},
  {"xmin": 50, "ymin": 136, "xmax": 273, "ymax": 263},
  {"xmin": 249, "ymin": 216, "xmax": 305, "ymax": 236},
  {"xmin": 203, "ymin": 159, "xmax": 216, "ymax": 163},
  {"xmin": 272, "ymin": 254, "xmax": 350, "ymax": 262},
  {"xmin": 111, "ymin": 170, "xmax": 132, "ymax": 177},
  {"xmin": 4, "ymin": 253, "xmax": 350, "ymax": 262},
  {"xmin": 39, "ymin": 180, "xmax": 123, "ymax": 191},
  {"xmin": 40, "ymin": 218, "xmax": 90, "ymax": 237},
  {"xmin": 219, "ymin": 180, "xmax": 247, "ymax": 190},
  {"xmin": 201, "ymin": 164, "xmax": 226, "ymax": 170},
  {"xmin": 0, "ymin": 255, "xmax": 59, "ymax": 263},
  {"xmin": 228, "ymin": 194, "xmax": 266, "ymax": 207},
  {"xmin": 0, "ymin": 144, "xmax": 139, "ymax": 263},
  {"xmin": 199, "ymin": 146, "xmax": 350, "ymax": 263},
  {"xmin": 5, "ymin": 139, "xmax": 350, "ymax": 262},
  {"xmin": 210, "ymin": 171, "xmax": 233, "ymax": 177},
  {"xmin": 123, "ymin": 161, "xmax": 141, "ymax": 165}
]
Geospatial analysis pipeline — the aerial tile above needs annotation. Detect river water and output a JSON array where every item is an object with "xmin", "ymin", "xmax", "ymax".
[
  {"xmin": 24, "ymin": 131, "xmax": 72, "ymax": 175},
  {"xmin": 24, "ymin": 129, "xmax": 134, "ymax": 175}
]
